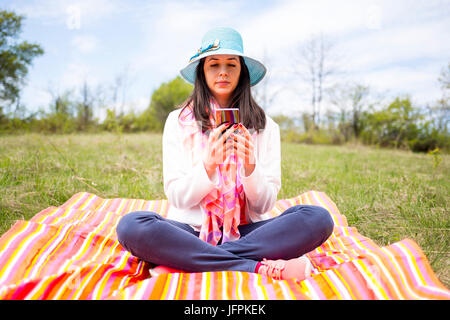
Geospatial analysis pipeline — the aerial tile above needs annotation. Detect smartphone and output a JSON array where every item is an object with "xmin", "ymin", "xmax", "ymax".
[{"xmin": 214, "ymin": 108, "xmax": 239, "ymax": 128}]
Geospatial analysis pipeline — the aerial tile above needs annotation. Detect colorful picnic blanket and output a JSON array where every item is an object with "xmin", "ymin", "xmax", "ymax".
[{"xmin": 0, "ymin": 190, "xmax": 448, "ymax": 300}]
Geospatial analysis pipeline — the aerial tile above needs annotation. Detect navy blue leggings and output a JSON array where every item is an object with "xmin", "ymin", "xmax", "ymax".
[{"xmin": 116, "ymin": 205, "xmax": 334, "ymax": 273}]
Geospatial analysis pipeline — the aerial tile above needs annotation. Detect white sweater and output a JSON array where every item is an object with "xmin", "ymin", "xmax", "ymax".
[{"xmin": 162, "ymin": 108, "xmax": 281, "ymax": 231}]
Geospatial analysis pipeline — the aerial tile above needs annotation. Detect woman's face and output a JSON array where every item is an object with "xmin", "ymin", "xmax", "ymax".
[{"xmin": 203, "ymin": 54, "xmax": 241, "ymax": 106}]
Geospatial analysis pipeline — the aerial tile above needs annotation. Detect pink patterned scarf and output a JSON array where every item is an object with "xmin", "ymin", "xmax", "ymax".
[{"xmin": 178, "ymin": 99, "xmax": 250, "ymax": 246}]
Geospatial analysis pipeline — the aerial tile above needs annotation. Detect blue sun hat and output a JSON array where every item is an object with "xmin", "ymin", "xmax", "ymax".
[{"xmin": 180, "ymin": 27, "xmax": 266, "ymax": 86}]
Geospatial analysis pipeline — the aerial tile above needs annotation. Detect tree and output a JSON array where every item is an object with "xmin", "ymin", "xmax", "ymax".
[
  {"xmin": 438, "ymin": 62, "xmax": 450, "ymax": 91},
  {"xmin": 251, "ymin": 47, "xmax": 282, "ymax": 111},
  {"xmin": 76, "ymin": 81, "xmax": 93, "ymax": 130},
  {"xmin": 144, "ymin": 76, "xmax": 193, "ymax": 131},
  {"xmin": 0, "ymin": 10, "xmax": 44, "ymax": 113},
  {"xmin": 386, "ymin": 97, "xmax": 422, "ymax": 148},
  {"xmin": 431, "ymin": 62, "xmax": 450, "ymax": 133},
  {"xmin": 109, "ymin": 67, "xmax": 134, "ymax": 116},
  {"xmin": 327, "ymin": 82, "xmax": 371, "ymax": 140},
  {"xmin": 409, "ymin": 62, "xmax": 450, "ymax": 152},
  {"xmin": 44, "ymin": 89, "xmax": 77, "ymax": 133},
  {"xmin": 292, "ymin": 33, "xmax": 340, "ymax": 129},
  {"xmin": 100, "ymin": 68, "xmax": 134, "ymax": 132},
  {"xmin": 361, "ymin": 96, "xmax": 422, "ymax": 149},
  {"xmin": 47, "ymin": 88, "xmax": 74, "ymax": 116}
]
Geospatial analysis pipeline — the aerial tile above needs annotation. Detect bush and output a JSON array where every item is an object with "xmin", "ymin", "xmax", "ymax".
[
  {"xmin": 408, "ymin": 122, "xmax": 450, "ymax": 153},
  {"xmin": 38, "ymin": 113, "xmax": 77, "ymax": 133},
  {"xmin": 282, "ymin": 129, "xmax": 303, "ymax": 143},
  {"xmin": 301, "ymin": 129, "xmax": 333, "ymax": 145},
  {"xmin": 280, "ymin": 127, "xmax": 343, "ymax": 145},
  {"xmin": 146, "ymin": 76, "xmax": 193, "ymax": 131}
]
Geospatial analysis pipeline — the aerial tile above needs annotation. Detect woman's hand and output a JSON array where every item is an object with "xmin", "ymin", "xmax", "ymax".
[
  {"xmin": 231, "ymin": 124, "xmax": 256, "ymax": 176},
  {"xmin": 202, "ymin": 122, "xmax": 236, "ymax": 179}
]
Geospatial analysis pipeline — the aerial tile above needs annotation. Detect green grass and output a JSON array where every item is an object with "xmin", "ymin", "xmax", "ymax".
[{"xmin": 1, "ymin": 132, "xmax": 449, "ymax": 287}]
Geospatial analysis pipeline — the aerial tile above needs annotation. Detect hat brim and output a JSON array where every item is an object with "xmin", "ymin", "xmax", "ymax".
[{"xmin": 180, "ymin": 50, "xmax": 266, "ymax": 87}]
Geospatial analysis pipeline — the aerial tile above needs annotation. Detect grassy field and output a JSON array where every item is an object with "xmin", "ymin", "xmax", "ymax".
[{"xmin": 0, "ymin": 132, "xmax": 449, "ymax": 287}]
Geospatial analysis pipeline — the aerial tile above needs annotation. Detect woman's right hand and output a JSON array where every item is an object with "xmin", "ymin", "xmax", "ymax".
[{"xmin": 202, "ymin": 122, "xmax": 237, "ymax": 179}]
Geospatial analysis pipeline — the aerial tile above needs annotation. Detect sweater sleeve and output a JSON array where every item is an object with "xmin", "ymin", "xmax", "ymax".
[
  {"xmin": 162, "ymin": 111, "xmax": 218, "ymax": 210},
  {"xmin": 240, "ymin": 119, "xmax": 281, "ymax": 216}
]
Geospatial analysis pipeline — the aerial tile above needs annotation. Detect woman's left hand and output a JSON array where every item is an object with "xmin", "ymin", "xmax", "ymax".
[{"xmin": 230, "ymin": 124, "xmax": 256, "ymax": 176}]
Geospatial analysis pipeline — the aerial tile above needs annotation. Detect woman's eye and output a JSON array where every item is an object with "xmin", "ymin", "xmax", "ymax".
[{"xmin": 209, "ymin": 64, "xmax": 235, "ymax": 67}]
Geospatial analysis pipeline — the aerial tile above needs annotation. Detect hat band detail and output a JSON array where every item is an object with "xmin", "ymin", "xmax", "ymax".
[{"xmin": 189, "ymin": 39, "xmax": 220, "ymax": 63}]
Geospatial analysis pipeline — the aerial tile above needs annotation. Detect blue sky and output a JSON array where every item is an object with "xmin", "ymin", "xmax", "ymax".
[{"xmin": 2, "ymin": 0, "xmax": 450, "ymax": 120}]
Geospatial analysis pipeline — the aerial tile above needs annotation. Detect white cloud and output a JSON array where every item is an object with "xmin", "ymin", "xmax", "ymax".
[
  {"xmin": 11, "ymin": 0, "xmax": 125, "ymax": 28},
  {"xmin": 361, "ymin": 65, "xmax": 442, "ymax": 104},
  {"xmin": 240, "ymin": 0, "xmax": 373, "ymax": 56},
  {"xmin": 59, "ymin": 62, "xmax": 98, "ymax": 89},
  {"xmin": 71, "ymin": 35, "xmax": 98, "ymax": 53},
  {"xmin": 337, "ymin": 18, "xmax": 450, "ymax": 73},
  {"xmin": 19, "ymin": 85, "xmax": 53, "ymax": 112}
]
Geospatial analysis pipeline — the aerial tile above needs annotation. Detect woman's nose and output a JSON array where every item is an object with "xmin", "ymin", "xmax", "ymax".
[{"xmin": 218, "ymin": 65, "xmax": 228, "ymax": 77}]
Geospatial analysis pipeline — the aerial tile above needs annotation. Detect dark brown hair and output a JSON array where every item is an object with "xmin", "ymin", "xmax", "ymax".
[{"xmin": 180, "ymin": 56, "xmax": 266, "ymax": 134}]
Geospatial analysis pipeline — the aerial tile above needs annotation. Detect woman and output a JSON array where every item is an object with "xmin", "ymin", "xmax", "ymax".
[{"xmin": 117, "ymin": 27, "xmax": 334, "ymax": 281}]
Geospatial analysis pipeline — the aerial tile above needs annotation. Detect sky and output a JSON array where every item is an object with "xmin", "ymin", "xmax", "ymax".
[{"xmin": 2, "ymin": 0, "xmax": 450, "ymax": 120}]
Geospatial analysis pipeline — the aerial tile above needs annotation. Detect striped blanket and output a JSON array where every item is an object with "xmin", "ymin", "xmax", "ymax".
[{"xmin": 0, "ymin": 190, "xmax": 448, "ymax": 300}]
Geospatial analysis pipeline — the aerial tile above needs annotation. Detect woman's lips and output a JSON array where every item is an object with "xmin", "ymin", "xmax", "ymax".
[{"xmin": 216, "ymin": 81, "xmax": 230, "ymax": 86}]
